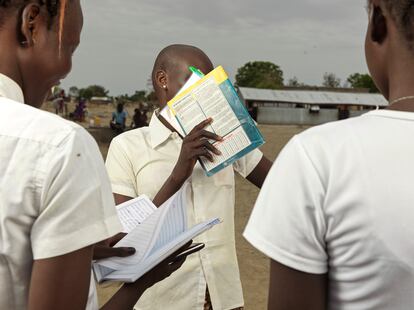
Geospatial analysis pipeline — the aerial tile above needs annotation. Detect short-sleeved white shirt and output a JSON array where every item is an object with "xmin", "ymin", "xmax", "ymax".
[
  {"xmin": 245, "ymin": 110, "xmax": 414, "ymax": 309},
  {"xmin": 0, "ymin": 74, "xmax": 122, "ymax": 310},
  {"xmin": 106, "ymin": 112, "xmax": 263, "ymax": 310}
]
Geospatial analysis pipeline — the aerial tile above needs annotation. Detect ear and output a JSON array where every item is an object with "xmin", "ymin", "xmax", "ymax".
[
  {"xmin": 20, "ymin": 3, "xmax": 44, "ymax": 47},
  {"xmin": 371, "ymin": 4, "xmax": 387, "ymax": 44},
  {"xmin": 155, "ymin": 70, "xmax": 168, "ymax": 90}
]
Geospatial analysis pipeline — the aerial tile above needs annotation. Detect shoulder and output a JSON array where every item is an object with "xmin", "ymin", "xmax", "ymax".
[
  {"xmin": 0, "ymin": 99, "xmax": 93, "ymax": 149},
  {"xmin": 295, "ymin": 116, "xmax": 369, "ymax": 154},
  {"xmin": 109, "ymin": 127, "xmax": 151, "ymax": 153}
]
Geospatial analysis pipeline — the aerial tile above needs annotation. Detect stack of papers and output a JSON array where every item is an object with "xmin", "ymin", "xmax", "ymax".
[
  {"xmin": 93, "ymin": 184, "xmax": 220, "ymax": 283},
  {"xmin": 165, "ymin": 66, "xmax": 265, "ymax": 176}
]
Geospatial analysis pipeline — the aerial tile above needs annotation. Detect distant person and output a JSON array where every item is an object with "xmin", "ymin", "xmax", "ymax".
[
  {"xmin": 131, "ymin": 108, "xmax": 147, "ymax": 129},
  {"xmin": 105, "ymin": 44, "xmax": 273, "ymax": 310},
  {"xmin": 245, "ymin": 1, "xmax": 414, "ymax": 309},
  {"xmin": 111, "ymin": 103, "xmax": 127, "ymax": 134},
  {"xmin": 61, "ymin": 89, "xmax": 69, "ymax": 117},
  {"xmin": 53, "ymin": 89, "xmax": 65, "ymax": 115},
  {"xmin": 0, "ymin": 1, "xmax": 195, "ymax": 309},
  {"xmin": 71, "ymin": 97, "xmax": 87, "ymax": 122}
]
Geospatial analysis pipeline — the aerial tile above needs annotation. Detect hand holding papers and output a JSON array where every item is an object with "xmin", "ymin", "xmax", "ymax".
[
  {"xmin": 165, "ymin": 66, "xmax": 265, "ymax": 176},
  {"xmin": 93, "ymin": 184, "xmax": 221, "ymax": 283}
]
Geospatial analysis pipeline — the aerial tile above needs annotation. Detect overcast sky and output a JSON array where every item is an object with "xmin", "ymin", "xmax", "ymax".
[{"xmin": 61, "ymin": 0, "xmax": 370, "ymax": 96}]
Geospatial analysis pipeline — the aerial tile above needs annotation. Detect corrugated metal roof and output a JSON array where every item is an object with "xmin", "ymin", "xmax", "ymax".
[{"xmin": 238, "ymin": 87, "xmax": 388, "ymax": 107}]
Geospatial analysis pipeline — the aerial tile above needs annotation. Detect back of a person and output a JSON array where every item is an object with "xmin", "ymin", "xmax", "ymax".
[
  {"xmin": 0, "ymin": 99, "xmax": 76, "ymax": 309},
  {"xmin": 296, "ymin": 110, "xmax": 414, "ymax": 308}
]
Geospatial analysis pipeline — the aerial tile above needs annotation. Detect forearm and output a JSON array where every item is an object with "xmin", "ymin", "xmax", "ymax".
[
  {"xmin": 100, "ymin": 281, "xmax": 148, "ymax": 310},
  {"xmin": 152, "ymin": 173, "xmax": 185, "ymax": 207},
  {"xmin": 246, "ymin": 156, "xmax": 273, "ymax": 188}
]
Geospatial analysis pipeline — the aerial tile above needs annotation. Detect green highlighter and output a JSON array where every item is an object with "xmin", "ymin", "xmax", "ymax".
[{"xmin": 189, "ymin": 66, "xmax": 205, "ymax": 78}]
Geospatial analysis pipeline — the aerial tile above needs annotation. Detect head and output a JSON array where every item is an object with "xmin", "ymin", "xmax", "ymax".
[
  {"xmin": 152, "ymin": 44, "xmax": 214, "ymax": 109},
  {"xmin": 365, "ymin": 0, "xmax": 414, "ymax": 99},
  {"xmin": 117, "ymin": 103, "xmax": 123, "ymax": 113},
  {"xmin": 0, "ymin": 0, "xmax": 83, "ymax": 107}
]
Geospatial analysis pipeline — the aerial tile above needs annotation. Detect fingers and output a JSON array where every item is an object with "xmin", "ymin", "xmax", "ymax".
[
  {"xmin": 192, "ymin": 129, "xmax": 222, "ymax": 143},
  {"xmin": 188, "ymin": 118, "xmax": 213, "ymax": 135},
  {"xmin": 193, "ymin": 139, "xmax": 221, "ymax": 156},
  {"xmin": 108, "ymin": 233, "xmax": 127, "ymax": 247},
  {"xmin": 93, "ymin": 246, "xmax": 136, "ymax": 260}
]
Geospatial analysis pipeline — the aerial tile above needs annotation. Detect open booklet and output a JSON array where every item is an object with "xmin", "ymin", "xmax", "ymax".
[
  {"xmin": 165, "ymin": 66, "xmax": 265, "ymax": 176},
  {"xmin": 93, "ymin": 184, "xmax": 221, "ymax": 283}
]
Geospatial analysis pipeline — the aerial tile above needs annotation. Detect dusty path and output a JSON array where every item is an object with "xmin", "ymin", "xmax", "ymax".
[{"xmin": 234, "ymin": 125, "xmax": 307, "ymax": 310}]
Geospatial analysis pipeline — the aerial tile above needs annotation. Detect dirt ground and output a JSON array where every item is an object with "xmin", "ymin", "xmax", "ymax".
[{"xmin": 43, "ymin": 101, "xmax": 308, "ymax": 309}]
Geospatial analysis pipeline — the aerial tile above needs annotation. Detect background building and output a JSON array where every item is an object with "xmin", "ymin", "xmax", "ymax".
[{"xmin": 238, "ymin": 87, "xmax": 388, "ymax": 125}]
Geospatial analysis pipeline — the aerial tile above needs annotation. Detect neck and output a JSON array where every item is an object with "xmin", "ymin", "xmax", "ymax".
[
  {"xmin": 0, "ymin": 35, "xmax": 24, "ymax": 97},
  {"xmin": 386, "ymin": 48, "xmax": 414, "ymax": 112}
]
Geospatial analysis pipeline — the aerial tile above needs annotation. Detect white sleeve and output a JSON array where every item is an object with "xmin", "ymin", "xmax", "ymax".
[
  {"xmin": 105, "ymin": 137, "xmax": 138, "ymax": 198},
  {"xmin": 233, "ymin": 148, "xmax": 263, "ymax": 178},
  {"xmin": 31, "ymin": 128, "xmax": 122, "ymax": 260},
  {"xmin": 244, "ymin": 136, "xmax": 328, "ymax": 274}
]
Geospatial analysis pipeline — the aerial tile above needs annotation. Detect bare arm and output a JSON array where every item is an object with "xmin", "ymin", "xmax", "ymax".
[
  {"xmin": 246, "ymin": 156, "xmax": 273, "ymax": 188},
  {"xmin": 28, "ymin": 246, "xmax": 93, "ymax": 310},
  {"xmin": 268, "ymin": 260, "xmax": 328, "ymax": 310},
  {"xmin": 152, "ymin": 118, "xmax": 222, "ymax": 207},
  {"xmin": 101, "ymin": 242, "xmax": 195, "ymax": 310}
]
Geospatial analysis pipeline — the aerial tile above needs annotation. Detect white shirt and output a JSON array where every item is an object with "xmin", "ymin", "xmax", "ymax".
[
  {"xmin": 0, "ymin": 74, "xmax": 122, "ymax": 310},
  {"xmin": 245, "ymin": 110, "xmax": 414, "ymax": 309},
  {"xmin": 106, "ymin": 112, "xmax": 263, "ymax": 310}
]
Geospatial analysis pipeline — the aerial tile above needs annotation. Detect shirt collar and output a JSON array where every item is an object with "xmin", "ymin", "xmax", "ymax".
[
  {"xmin": 0, "ymin": 73, "xmax": 24, "ymax": 104},
  {"xmin": 149, "ymin": 109, "xmax": 174, "ymax": 148}
]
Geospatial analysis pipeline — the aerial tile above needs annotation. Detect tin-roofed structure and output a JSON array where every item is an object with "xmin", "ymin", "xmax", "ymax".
[{"xmin": 237, "ymin": 87, "xmax": 388, "ymax": 125}]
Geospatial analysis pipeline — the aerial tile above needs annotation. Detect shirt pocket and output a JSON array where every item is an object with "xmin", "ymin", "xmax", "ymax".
[{"xmin": 191, "ymin": 163, "xmax": 234, "ymax": 188}]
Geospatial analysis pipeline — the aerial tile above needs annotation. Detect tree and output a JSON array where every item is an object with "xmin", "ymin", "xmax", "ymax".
[
  {"xmin": 347, "ymin": 73, "xmax": 379, "ymax": 93},
  {"xmin": 69, "ymin": 86, "xmax": 79, "ymax": 98},
  {"xmin": 129, "ymin": 90, "xmax": 147, "ymax": 102},
  {"xmin": 235, "ymin": 61, "xmax": 284, "ymax": 89},
  {"xmin": 288, "ymin": 77, "xmax": 300, "ymax": 87},
  {"xmin": 78, "ymin": 85, "xmax": 109, "ymax": 100},
  {"xmin": 322, "ymin": 72, "xmax": 341, "ymax": 88}
]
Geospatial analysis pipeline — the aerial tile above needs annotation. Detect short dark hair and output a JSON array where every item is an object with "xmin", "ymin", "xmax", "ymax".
[{"xmin": 382, "ymin": 0, "xmax": 414, "ymax": 48}]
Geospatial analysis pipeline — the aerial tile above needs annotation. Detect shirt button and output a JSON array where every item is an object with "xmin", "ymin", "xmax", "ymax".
[{"xmin": 171, "ymin": 132, "xmax": 178, "ymax": 139}]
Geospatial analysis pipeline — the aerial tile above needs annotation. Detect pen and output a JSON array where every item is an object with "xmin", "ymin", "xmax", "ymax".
[{"xmin": 189, "ymin": 66, "xmax": 205, "ymax": 78}]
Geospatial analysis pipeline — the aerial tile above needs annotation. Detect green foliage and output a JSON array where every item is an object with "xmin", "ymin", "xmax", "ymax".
[
  {"xmin": 347, "ymin": 73, "xmax": 379, "ymax": 93},
  {"xmin": 79, "ymin": 85, "xmax": 109, "ymax": 100},
  {"xmin": 322, "ymin": 72, "xmax": 341, "ymax": 88},
  {"xmin": 235, "ymin": 61, "xmax": 284, "ymax": 89},
  {"xmin": 129, "ymin": 90, "xmax": 147, "ymax": 102},
  {"xmin": 68, "ymin": 86, "xmax": 79, "ymax": 98}
]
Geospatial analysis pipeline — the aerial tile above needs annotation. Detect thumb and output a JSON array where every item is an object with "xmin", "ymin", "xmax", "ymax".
[{"xmin": 93, "ymin": 246, "xmax": 136, "ymax": 260}]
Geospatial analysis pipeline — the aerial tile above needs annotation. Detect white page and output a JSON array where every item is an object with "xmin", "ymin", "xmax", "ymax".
[
  {"xmin": 96, "ymin": 204, "xmax": 168, "ymax": 272},
  {"xmin": 160, "ymin": 73, "xmax": 201, "ymax": 136},
  {"xmin": 201, "ymin": 126, "xmax": 251, "ymax": 171},
  {"xmin": 94, "ymin": 185, "xmax": 189, "ymax": 275},
  {"xmin": 160, "ymin": 106, "xmax": 185, "ymax": 137},
  {"xmin": 148, "ymin": 185, "xmax": 187, "ymax": 257},
  {"xmin": 116, "ymin": 195, "xmax": 157, "ymax": 233},
  {"xmin": 103, "ymin": 218, "xmax": 221, "ymax": 283},
  {"xmin": 192, "ymin": 78, "xmax": 240, "ymax": 136}
]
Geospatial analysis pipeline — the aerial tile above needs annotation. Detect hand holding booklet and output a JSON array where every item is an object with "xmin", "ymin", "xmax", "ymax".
[
  {"xmin": 93, "ymin": 184, "xmax": 221, "ymax": 283},
  {"xmin": 163, "ymin": 66, "xmax": 265, "ymax": 176}
]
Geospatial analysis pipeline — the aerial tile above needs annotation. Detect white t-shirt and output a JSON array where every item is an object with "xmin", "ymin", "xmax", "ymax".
[
  {"xmin": 0, "ymin": 74, "xmax": 122, "ymax": 309},
  {"xmin": 245, "ymin": 110, "xmax": 414, "ymax": 309}
]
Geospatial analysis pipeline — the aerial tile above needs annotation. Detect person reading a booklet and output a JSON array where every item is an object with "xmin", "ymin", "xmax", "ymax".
[
  {"xmin": 0, "ymin": 1, "xmax": 197, "ymax": 310},
  {"xmin": 105, "ymin": 44, "xmax": 273, "ymax": 310}
]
